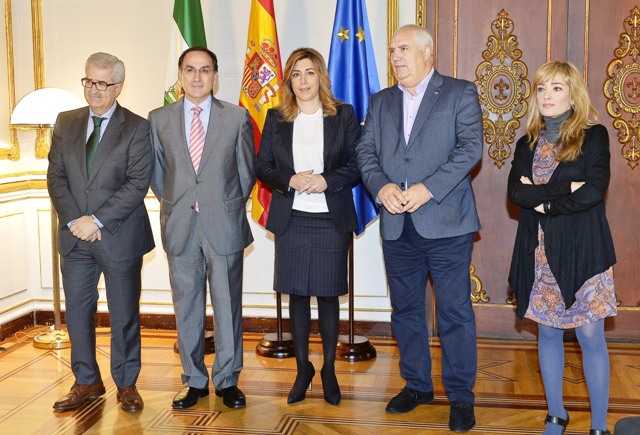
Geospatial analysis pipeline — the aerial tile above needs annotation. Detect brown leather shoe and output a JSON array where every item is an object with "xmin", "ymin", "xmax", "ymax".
[
  {"xmin": 53, "ymin": 381, "xmax": 106, "ymax": 411},
  {"xmin": 117, "ymin": 386, "xmax": 144, "ymax": 412}
]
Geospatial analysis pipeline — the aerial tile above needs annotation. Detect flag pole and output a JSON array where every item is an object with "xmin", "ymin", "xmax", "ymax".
[
  {"xmin": 256, "ymin": 292, "xmax": 294, "ymax": 358},
  {"xmin": 336, "ymin": 238, "xmax": 376, "ymax": 361}
]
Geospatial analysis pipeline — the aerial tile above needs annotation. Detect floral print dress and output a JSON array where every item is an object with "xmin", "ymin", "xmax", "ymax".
[{"xmin": 524, "ymin": 135, "xmax": 617, "ymax": 329}]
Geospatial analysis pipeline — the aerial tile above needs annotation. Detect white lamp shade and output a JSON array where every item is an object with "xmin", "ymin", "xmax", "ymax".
[{"xmin": 10, "ymin": 88, "xmax": 85, "ymax": 127}]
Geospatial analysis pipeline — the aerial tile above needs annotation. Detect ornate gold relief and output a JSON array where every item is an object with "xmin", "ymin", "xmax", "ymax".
[
  {"xmin": 470, "ymin": 264, "xmax": 489, "ymax": 303},
  {"xmin": 475, "ymin": 10, "xmax": 530, "ymax": 168},
  {"xmin": 604, "ymin": 7, "xmax": 640, "ymax": 169},
  {"xmin": 506, "ymin": 292, "xmax": 516, "ymax": 305},
  {"xmin": 1, "ymin": 0, "xmax": 20, "ymax": 160},
  {"xmin": 387, "ymin": 0, "xmax": 399, "ymax": 88},
  {"xmin": 416, "ymin": 0, "xmax": 426, "ymax": 28}
]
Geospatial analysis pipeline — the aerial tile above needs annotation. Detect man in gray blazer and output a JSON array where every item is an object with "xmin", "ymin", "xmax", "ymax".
[
  {"xmin": 356, "ymin": 25, "xmax": 482, "ymax": 432},
  {"xmin": 48, "ymin": 52, "xmax": 154, "ymax": 413},
  {"xmin": 149, "ymin": 47, "xmax": 255, "ymax": 409}
]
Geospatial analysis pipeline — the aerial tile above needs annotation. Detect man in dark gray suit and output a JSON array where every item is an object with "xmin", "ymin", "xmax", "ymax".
[
  {"xmin": 356, "ymin": 25, "xmax": 482, "ymax": 432},
  {"xmin": 48, "ymin": 52, "xmax": 154, "ymax": 413},
  {"xmin": 149, "ymin": 47, "xmax": 255, "ymax": 409}
]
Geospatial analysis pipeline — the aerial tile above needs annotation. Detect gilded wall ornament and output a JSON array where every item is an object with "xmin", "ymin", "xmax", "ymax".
[
  {"xmin": 475, "ymin": 10, "xmax": 530, "ymax": 168},
  {"xmin": 470, "ymin": 264, "xmax": 489, "ymax": 303},
  {"xmin": 604, "ymin": 7, "xmax": 640, "ymax": 169}
]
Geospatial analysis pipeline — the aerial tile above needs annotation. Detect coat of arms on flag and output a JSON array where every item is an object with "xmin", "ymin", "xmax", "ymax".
[{"xmin": 241, "ymin": 38, "xmax": 280, "ymax": 112}]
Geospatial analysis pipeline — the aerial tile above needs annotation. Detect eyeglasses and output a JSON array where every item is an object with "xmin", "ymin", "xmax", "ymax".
[
  {"xmin": 181, "ymin": 66, "xmax": 214, "ymax": 77},
  {"xmin": 81, "ymin": 78, "xmax": 119, "ymax": 91}
]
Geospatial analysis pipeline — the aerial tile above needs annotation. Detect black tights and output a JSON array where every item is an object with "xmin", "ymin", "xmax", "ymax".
[{"xmin": 288, "ymin": 294, "xmax": 339, "ymax": 370}]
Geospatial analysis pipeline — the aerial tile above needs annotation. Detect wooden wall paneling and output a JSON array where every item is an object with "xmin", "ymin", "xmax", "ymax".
[
  {"xmin": 589, "ymin": 1, "xmax": 640, "ymax": 318},
  {"xmin": 453, "ymin": 2, "xmax": 549, "ymax": 338},
  {"xmin": 549, "ymin": 0, "xmax": 569, "ymax": 62},
  {"xmin": 567, "ymin": 0, "xmax": 588, "ymax": 73}
]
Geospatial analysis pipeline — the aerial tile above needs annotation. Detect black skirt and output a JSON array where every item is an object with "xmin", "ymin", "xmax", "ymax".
[{"xmin": 274, "ymin": 210, "xmax": 350, "ymax": 297}]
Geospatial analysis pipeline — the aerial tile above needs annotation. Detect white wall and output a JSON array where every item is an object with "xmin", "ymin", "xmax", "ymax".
[{"xmin": 0, "ymin": 0, "xmax": 422, "ymax": 326}]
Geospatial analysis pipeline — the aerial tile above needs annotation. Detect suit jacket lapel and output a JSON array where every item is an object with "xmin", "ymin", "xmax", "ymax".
[
  {"xmin": 323, "ymin": 113, "xmax": 339, "ymax": 166},
  {"xmin": 278, "ymin": 117, "xmax": 295, "ymax": 171},
  {"xmin": 71, "ymin": 108, "xmax": 91, "ymax": 182},
  {"xmin": 407, "ymin": 70, "xmax": 443, "ymax": 149},
  {"xmin": 168, "ymin": 98, "xmax": 194, "ymax": 174},
  {"xmin": 388, "ymin": 87, "xmax": 405, "ymax": 147},
  {"xmin": 198, "ymin": 97, "xmax": 224, "ymax": 172},
  {"xmin": 88, "ymin": 103, "xmax": 124, "ymax": 183}
]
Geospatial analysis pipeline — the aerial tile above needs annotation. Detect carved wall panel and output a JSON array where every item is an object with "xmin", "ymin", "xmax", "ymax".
[
  {"xmin": 475, "ymin": 9, "xmax": 530, "ymax": 169},
  {"xmin": 604, "ymin": 6, "xmax": 640, "ymax": 169}
]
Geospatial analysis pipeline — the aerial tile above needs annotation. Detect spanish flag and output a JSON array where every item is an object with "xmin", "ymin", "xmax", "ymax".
[{"xmin": 239, "ymin": 0, "xmax": 283, "ymax": 227}]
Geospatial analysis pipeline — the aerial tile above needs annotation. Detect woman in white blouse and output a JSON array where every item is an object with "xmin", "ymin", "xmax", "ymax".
[{"xmin": 256, "ymin": 47, "xmax": 360, "ymax": 406}]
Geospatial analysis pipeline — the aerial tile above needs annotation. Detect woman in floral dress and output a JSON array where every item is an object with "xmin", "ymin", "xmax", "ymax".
[{"xmin": 508, "ymin": 61, "xmax": 616, "ymax": 435}]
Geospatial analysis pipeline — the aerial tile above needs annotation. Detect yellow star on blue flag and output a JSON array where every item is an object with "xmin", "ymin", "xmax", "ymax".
[{"xmin": 328, "ymin": 0, "xmax": 380, "ymax": 235}]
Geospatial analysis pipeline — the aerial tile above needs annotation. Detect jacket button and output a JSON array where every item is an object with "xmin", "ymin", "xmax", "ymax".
[{"xmin": 400, "ymin": 182, "xmax": 405, "ymax": 188}]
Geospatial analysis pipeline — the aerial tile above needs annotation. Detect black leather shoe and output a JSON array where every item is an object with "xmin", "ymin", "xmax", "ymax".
[
  {"xmin": 215, "ymin": 385, "xmax": 246, "ymax": 409},
  {"xmin": 385, "ymin": 387, "xmax": 434, "ymax": 414},
  {"xmin": 172, "ymin": 386, "xmax": 209, "ymax": 409},
  {"xmin": 589, "ymin": 430, "xmax": 611, "ymax": 435},
  {"xmin": 449, "ymin": 401, "xmax": 476, "ymax": 432}
]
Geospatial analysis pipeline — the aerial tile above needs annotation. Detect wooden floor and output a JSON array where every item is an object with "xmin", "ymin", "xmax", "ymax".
[{"xmin": 0, "ymin": 328, "xmax": 638, "ymax": 434}]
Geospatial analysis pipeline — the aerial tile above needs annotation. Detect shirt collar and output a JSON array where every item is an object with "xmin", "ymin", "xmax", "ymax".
[
  {"xmin": 89, "ymin": 101, "xmax": 117, "ymax": 120},
  {"xmin": 184, "ymin": 95, "xmax": 212, "ymax": 113},
  {"xmin": 398, "ymin": 67, "xmax": 434, "ymax": 97}
]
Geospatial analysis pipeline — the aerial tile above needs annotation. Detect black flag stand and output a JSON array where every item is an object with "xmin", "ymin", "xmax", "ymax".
[
  {"xmin": 256, "ymin": 292, "xmax": 294, "ymax": 358},
  {"xmin": 336, "ymin": 238, "xmax": 376, "ymax": 361}
]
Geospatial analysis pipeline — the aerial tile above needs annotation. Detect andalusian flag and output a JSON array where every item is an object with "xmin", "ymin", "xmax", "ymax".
[
  {"xmin": 239, "ymin": 0, "xmax": 283, "ymax": 227},
  {"xmin": 328, "ymin": 0, "xmax": 380, "ymax": 234},
  {"xmin": 164, "ymin": 0, "xmax": 207, "ymax": 105}
]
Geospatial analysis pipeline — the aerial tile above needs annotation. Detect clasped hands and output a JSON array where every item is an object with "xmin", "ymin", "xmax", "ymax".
[
  {"xmin": 519, "ymin": 176, "xmax": 585, "ymax": 213},
  {"xmin": 70, "ymin": 215, "xmax": 102, "ymax": 242},
  {"xmin": 378, "ymin": 182, "xmax": 432, "ymax": 214},
  {"xmin": 289, "ymin": 169, "xmax": 327, "ymax": 194}
]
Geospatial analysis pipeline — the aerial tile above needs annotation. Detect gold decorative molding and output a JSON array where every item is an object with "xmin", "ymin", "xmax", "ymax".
[
  {"xmin": 470, "ymin": 264, "xmax": 489, "ymax": 304},
  {"xmin": 603, "ymin": 6, "xmax": 640, "ymax": 169},
  {"xmin": 387, "ymin": 0, "xmax": 399, "ymax": 88},
  {"xmin": 584, "ymin": 0, "xmax": 590, "ymax": 82},
  {"xmin": 416, "ymin": 0, "xmax": 426, "ymax": 28},
  {"xmin": 506, "ymin": 292, "xmax": 516, "ymax": 305},
  {"xmin": 31, "ymin": 0, "xmax": 49, "ymax": 159},
  {"xmin": 453, "ymin": 0, "xmax": 458, "ymax": 78},
  {"xmin": 475, "ymin": 9, "xmax": 530, "ymax": 169},
  {"xmin": 2, "ymin": 0, "xmax": 19, "ymax": 161}
]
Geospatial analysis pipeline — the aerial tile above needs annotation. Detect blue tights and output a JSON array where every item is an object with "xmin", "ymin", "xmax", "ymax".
[{"xmin": 538, "ymin": 320, "xmax": 610, "ymax": 434}]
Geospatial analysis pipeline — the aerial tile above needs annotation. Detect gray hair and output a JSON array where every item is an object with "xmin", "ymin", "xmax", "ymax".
[
  {"xmin": 396, "ymin": 24, "xmax": 434, "ymax": 52},
  {"xmin": 85, "ymin": 52, "xmax": 125, "ymax": 83}
]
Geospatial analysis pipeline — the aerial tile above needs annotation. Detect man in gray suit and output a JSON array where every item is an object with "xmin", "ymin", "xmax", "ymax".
[
  {"xmin": 356, "ymin": 25, "xmax": 482, "ymax": 432},
  {"xmin": 48, "ymin": 52, "xmax": 154, "ymax": 413},
  {"xmin": 149, "ymin": 47, "xmax": 255, "ymax": 409}
]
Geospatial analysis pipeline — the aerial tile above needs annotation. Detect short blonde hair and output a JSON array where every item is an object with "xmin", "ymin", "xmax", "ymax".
[{"xmin": 525, "ymin": 61, "xmax": 598, "ymax": 161}]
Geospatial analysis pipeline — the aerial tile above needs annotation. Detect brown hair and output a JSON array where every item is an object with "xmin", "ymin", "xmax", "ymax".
[
  {"xmin": 276, "ymin": 47, "xmax": 339, "ymax": 122},
  {"xmin": 525, "ymin": 61, "xmax": 598, "ymax": 162}
]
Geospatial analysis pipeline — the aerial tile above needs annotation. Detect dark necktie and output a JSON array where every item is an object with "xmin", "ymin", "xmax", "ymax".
[{"xmin": 86, "ymin": 116, "xmax": 105, "ymax": 177}]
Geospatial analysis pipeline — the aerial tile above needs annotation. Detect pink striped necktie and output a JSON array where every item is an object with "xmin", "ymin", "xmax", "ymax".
[
  {"xmin": 190, "ymin": 106, "xmax": 205, "ymax": 212},
  {"xmin": 189, "ymin": 106, "xmax": 205, "ymax": 173}
]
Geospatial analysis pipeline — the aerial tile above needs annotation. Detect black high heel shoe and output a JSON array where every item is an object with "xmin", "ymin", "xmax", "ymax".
[
  {"xmin": 589, "ymin": 430, "xmax": 611, "ymax": 435},
  {"xmin": 320, "ymin": 366, "xmax": 341, "ymax": 405},
  {"xmin": 287, "ymin": 361, "xmax": 315, "ymax": 404},
  {"xmin": 544, "ymin": 413, "xmax": 569, "ymax": 434}
]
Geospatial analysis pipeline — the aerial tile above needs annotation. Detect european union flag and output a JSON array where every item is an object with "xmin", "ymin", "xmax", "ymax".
[{"xmin": 328, "ymin": 0, "xmax": 380, "ymax": 236}]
